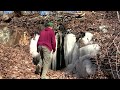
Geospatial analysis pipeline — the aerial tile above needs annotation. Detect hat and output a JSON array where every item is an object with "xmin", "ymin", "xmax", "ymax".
[{"xmin": 47, "ymin": 22, "xmax": 54, "ymax": 27}]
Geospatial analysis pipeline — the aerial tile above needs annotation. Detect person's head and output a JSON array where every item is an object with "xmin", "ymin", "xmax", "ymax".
[{"xmin": 44, "ymin": 21, "xmax": 54, "ymax": 28}]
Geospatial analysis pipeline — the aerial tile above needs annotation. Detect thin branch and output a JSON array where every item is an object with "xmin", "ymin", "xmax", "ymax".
[
  {"xmin": 105, "ymin": 32, "xmax": 120, "ymax": 79},
  {"xmin": 113, "ymin": 40, "xmax": 120, "ymax": 79},
  {"xmin": 117, "ymin": 11, "xmax": 120, "ymax": 22}
]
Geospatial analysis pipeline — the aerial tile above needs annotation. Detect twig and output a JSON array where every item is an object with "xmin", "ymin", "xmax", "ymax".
[
  {"xmin": 113, "ymin": 39, "xmax": 120, "ymax": 79},
  {"xmin": 117, "ymin": 11, "xmax": 120, "ymax": 23},
  {"xmin": 106, "ymin": 45, "xmax": 115, "ymax": 79},
  {"xmin": 104, "ymin": 32, "xmax": 120, "ymax": 79}
]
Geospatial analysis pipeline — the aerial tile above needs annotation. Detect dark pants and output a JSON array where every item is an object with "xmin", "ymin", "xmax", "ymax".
[{"xmin": 37, "ymin": 45, "xmax": 51, "ymax": 78}]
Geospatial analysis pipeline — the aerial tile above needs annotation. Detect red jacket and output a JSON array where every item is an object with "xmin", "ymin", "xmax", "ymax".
[{"xmin": 37, "ymin": 27, "xmax": 56, "ymax": 52}]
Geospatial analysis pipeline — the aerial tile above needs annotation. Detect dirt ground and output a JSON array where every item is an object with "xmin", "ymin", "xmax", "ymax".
[{"xmin": 0, "ymin": 11, "xmax": 119, "ymax": 79}]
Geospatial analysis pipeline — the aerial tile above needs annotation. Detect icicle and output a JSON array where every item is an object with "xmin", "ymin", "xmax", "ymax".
[
  {"xmin": 51, "ymin": 33, "xmax": 58, "ymax": 70},
  {"xmin": 82, "ymin": 32, "xmax": 93, "ymax": 45},
  {"xmin": 64, "ymin": 33, "xmax": 76, "ymax": 67},
  {"xmin": 29, "ymin": 34, "xmax": 40, "ymax": 58},
  {"xmin": 79, "ymin": 44, "xmax": 100, "ymax": 57}
]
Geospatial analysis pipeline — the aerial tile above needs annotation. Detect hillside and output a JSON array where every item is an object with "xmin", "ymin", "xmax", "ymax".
[{"xmin": 0, "ymin": 11, "xmax": 119, "ymax": 79}]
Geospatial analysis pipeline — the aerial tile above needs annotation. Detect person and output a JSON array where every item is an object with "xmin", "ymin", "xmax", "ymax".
[{"xmin": 36, "ymin": 21, "xmax": 56, "ymax": 79}]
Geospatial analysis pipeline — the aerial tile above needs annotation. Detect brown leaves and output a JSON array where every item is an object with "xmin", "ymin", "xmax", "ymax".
[{"xmin": 0, "ymin": 44, "xmax": 38, "ymax": 79}]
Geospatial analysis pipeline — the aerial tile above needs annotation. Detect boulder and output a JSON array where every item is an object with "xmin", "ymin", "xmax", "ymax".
[{"xmin": 2, "ymin": 14, "xmax": 11, "ymax": 22}]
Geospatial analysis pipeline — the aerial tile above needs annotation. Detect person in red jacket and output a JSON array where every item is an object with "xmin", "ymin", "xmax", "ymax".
[{"xmin": 36, "ymin": 22, "xmax": 56, "ymax": 79}]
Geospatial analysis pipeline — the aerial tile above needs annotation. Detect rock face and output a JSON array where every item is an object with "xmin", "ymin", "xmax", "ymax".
[
  {"xmin": 0, "ymin": 11, "xmax": 4, "ymax": 16},
  {"xmin": 19, "ymin": 31, "xmax": 30, "ymax": 46},
  {"xmin": 21, "ymin": 11, "xmax": 32, "ymax": 16},
  {"xmin": 2, "ymin": 14, "xmax": 11, "ymax": 22},
  {"xmin": 0, "ymin": 25, "xmax": 30, "ymax": 47},
  {"xmin": 0, "ymin": 25, "xmax": 11, "ymax": 45}
]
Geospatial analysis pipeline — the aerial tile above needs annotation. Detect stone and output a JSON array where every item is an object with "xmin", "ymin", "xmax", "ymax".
[
  {"xmin": 0, "ymin": 11, "xmax": 4, "ymax": 16},
  {"xmin": 99, "ymin": 25, "xmax": 108, "ymax": 33},
  {"xmin": 2, "ymin": 14, "xmax": 10, "ymax": 21}
]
